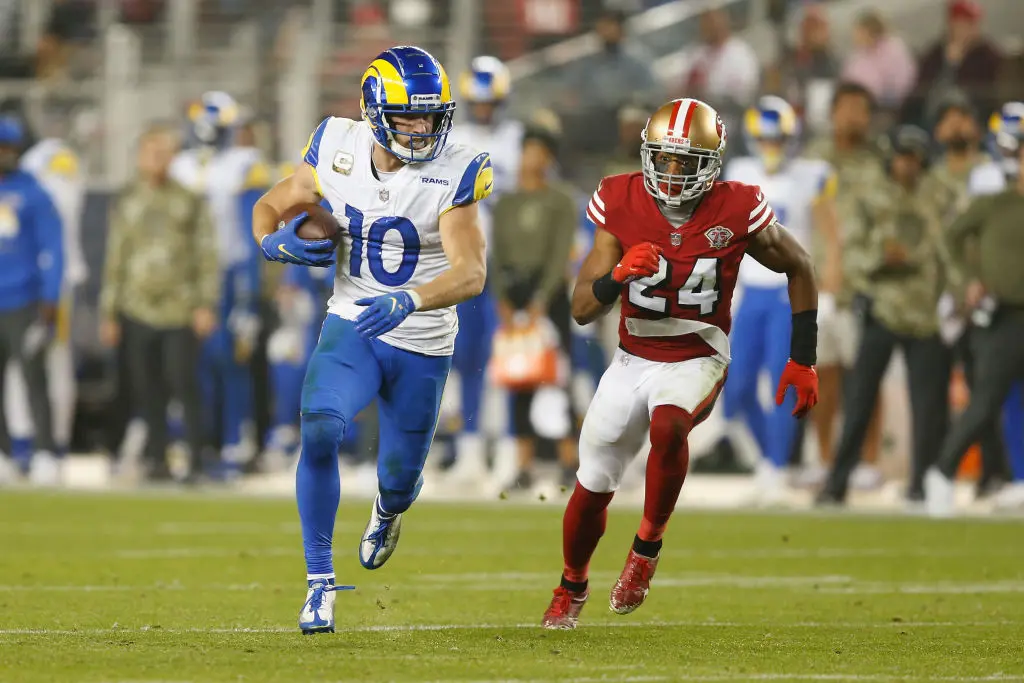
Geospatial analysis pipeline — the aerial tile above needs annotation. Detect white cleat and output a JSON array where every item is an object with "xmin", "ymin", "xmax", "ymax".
[
  {"xmin": 447, "ymin": 434, "xmax": 489, "ymax": 484},
  {"xmin": 850, "ymin": 463, "xmax": 885, "ymax": 491},
  {"xmin": 29, "ymin": 451, "xmax": 62, "ymax": 487},
  {"xmin": 924, "ymin": 468, "xmax": 956, "ymax": 518},
  {"xmin": 359, "ymin": 495, "xmax": 403, "ymax": 570},
  {"xmin": 744, "ymin": 461, "xmax": 788, "ymax": 507},
  {"xmin": 298, "ymin": 579, "xmax": 354, "ymax": 634},
  {"xmin": 992, "ymin": 482, "xmax": 1024, "ymax": 511},
  {"xmin": 0, "ymin": 453, "xmax": 20, "ymax": 485}
]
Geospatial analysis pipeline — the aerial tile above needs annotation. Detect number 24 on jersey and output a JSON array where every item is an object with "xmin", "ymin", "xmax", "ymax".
[{"xmin": 629, "ymin": 255, "xmax": 721, "ymax": 317}]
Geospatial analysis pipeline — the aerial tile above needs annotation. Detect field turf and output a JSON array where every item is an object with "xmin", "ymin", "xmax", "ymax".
[{"xmin": 1, "ymin": 490, "xmax": 1023, "ymax": 682}]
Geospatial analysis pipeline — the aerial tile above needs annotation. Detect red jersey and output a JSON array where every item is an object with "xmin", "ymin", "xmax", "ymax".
[{"xmin": 586, "ymin": 172, "xmax": 776, "ymax": 364}]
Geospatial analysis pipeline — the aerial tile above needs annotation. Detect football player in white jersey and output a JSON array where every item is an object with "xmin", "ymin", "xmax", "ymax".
[
  {"xmin": 722, "ymin": 96, "xmax": 838, "ymax": 502},
  {"xmin": 2, "ymin": 107, "xmax": 83, "ymax": 484},
  {"xmin": 252, "ymin": 46, "xmax": 491, "ymax": 634},
  {"xmin": 171, "ymin": 92, "xmax": 270, "ymax": 476},
  {"xmin": 442, "ymin": 55, "xmax": 524, "ymax": 482}
]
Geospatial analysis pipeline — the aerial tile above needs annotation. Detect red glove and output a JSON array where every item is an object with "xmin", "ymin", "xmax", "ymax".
[
  {"xmin": 613, "ymin": 243, "xmax": 662, "ymax": 283},
  {"xmin": 775, "ymin": 360, "xmax": 819, "ymax": 418}
]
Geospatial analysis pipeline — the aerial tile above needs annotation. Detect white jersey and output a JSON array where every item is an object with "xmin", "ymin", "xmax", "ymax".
[
  {"xmin": 303, "ymin": 117, "xmax": 492, "ymax": 356},
  {"xmin": 447, "ymin": 118, "xmax": 522, "ymax": 244},
  {"xmin": 171, "ymin": 145, "xmax": 268, "ymax": 269},
  {"xmin": 725, "ymin": 156, "xmax": 833, "ymax": 288},
  {"xmin": 20, "ymin": 139, "xmax": 84, "ymax": 287},
  {"xmin": 968, "ymin": 160, "xmax": 1007, "ymax": 196}
]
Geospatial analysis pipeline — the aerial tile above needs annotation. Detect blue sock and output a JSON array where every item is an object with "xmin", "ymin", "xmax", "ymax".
[
  {"xmin": 1002, "ymin": 383, "xmax": 1024, "ymax": 481},
  {"xmin": 297, "ymin": 413, "xmax": 346, "ymax": 576}
]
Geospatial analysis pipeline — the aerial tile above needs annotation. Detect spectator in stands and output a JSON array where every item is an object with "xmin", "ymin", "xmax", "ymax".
[
  {"xmin": 602, "ymin": 101, "xmax": 648, "ymax": 177},
  {"xmin": 841, "ymin": 11, "xmax": 916, "ymax": 114},
  {"xmin": 818, "ymin": 126, "xmax": 950, "ymax": 506},
  {"xmin": 681, "ymin": 8, "xmax": 760, "ymax": 154},
  {"xmin": 926, "ymin": 132, "xmax": 1024, "ymax": 516},
  {"xmin": 36, "ymin": 0, "xmax": 94, "ymax": 81},
  {"xmin": 770, "ymin": 2, "xmax": 839, "ymax": 128},
  {"xmin": 803, "ymin": 83, "xmax": 887, "ymax": 491},
  {"xmin": 120, "ymin": 0, "xmax": 165, "ymax": 24},
  {"xmin": 99, "ymin": 123, "xmax": 218, "ymax": 481},
  {"xmin": 489, "ymin": 128, "xmax": 578, "ymax": 491},
  {"xmin": 904, "ymin": 0, "xmax": 1003, "ymax": 127},
  {"xmin": 561, "ymin": 9, "xmax": 659, "ymax": 155},
  {"xmin": 924, "ymin": 95, "xmax": 1013, "ymax": 497},
  {"xmin": 322, "ymin": 2, "xmax": 394, "ymax": 120}
]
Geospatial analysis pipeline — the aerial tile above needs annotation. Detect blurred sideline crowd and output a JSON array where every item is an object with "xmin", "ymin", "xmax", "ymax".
[{"xmin": 2, "ymin": 0, "xmax": 1024, "ymax": 516}]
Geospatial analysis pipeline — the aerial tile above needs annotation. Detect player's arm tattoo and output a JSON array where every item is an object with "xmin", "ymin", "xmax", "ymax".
[
  {"xmin": 572, "ymin": 227, "xmax": 624, "ymax": 326},
  {"xmin": 747, "ymin": 221, "xmax": 817, "ymax": 315},
  {"xmin": 251, "ymin": 163, "xmax": 321, "ymax": 245},
  {"xmin": 413, "ymin": 202, "xmax": 487, "ymax": 311}
]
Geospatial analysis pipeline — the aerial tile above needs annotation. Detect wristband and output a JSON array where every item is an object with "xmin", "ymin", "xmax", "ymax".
[
  {"xmin": 591, "ymin": 272, "xmax": 623, "ymax": 306},
  {"xmin": 790, "ymin": 310, "xmax": 818, "ymax": 366},
  {"xmin": 406, "ymin": 290, "xmax": 423, "ymax": 311}
]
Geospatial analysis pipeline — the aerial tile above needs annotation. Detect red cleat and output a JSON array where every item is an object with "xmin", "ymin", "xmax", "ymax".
[
  {"xmin": 609, "ymin": 549, "xmax": 659, "ymax": 614},
  {"xmin": 541, "ymin": 585, "xmax": 589, "ymax": 630}
]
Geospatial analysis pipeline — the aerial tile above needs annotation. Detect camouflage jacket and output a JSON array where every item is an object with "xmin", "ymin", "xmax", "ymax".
[
  {"xmin": 100, "ymin": 179, "xmax": 219, "ymax": 328},
  {"xmin": 849, "ymin": 182, "xmax": 946, "ymax": 338},
  {"xmin": 802, "ymin": 137, "xmax": 887, "ymax": 306},
  {"xmin": 920, "ymin": 156, "xmax": 988, "ymax": 306}
]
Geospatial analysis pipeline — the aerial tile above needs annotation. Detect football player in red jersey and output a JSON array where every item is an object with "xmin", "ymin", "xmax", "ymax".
[{"xmin": 541, "ymin": 98, "xmax": 819, "ymax": 629}]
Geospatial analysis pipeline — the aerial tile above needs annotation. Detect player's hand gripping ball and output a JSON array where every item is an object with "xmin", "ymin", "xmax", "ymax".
[
  {"xmin": 613, "ymin": 242, "xmax": 663, "ymax": 284},
  {"xmin": 775, "ymin": 360, "xmax": 819, "ymax": 418},
  {"xmin": 260, "ymin": 203, "xmax": 341, "ymax": 267}
]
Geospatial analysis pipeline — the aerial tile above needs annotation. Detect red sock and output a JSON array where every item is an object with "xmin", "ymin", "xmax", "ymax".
[
  {"xmin": 562, "ymin": 481, "xmax": 614, "ymax": 583},
  {"xmin": 638, "ymin": 405, "xmax": 693, "ymax": 543}
]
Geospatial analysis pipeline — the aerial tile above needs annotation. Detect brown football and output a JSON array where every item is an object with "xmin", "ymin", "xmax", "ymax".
[{"xmin": 282, "ymin": 202, "xmax": 342, "ymax": 243}]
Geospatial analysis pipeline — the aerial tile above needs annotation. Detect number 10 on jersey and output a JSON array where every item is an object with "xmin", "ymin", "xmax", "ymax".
[
  {"xmin": 629, "ymin": 255, "xmax": 721, "ymax": 316},
  {"xmin": 345, "ymin": 204, "xmax": 421, "ymax": 287}
]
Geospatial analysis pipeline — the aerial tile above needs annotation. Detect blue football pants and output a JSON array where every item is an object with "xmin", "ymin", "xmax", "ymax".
[
  {"xmin": 722, "ymin": 285, "xmax": 796, "ymax": 468},
  {"xmin": 297, "ymin": 314, "xmax": 451, "ymax": 576}
]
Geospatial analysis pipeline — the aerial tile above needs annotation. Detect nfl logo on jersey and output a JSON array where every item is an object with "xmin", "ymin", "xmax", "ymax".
[
  {"xmin": 670, "ymin": 232, "xmax": 682, "ymax": 247},
  {"xmin": 704, "ymin": 225, "xmax": 733, "ymax": 249}
]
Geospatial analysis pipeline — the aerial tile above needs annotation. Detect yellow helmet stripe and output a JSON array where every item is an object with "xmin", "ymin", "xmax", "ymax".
[
  {"xmin": 439, "ymin": 63, "xmax": 452, "ymax": 102},
  {"xmin": 989, "ymin": 111, "xmax": 1002, "ymax": 134},
  {"xmin": 744, "ymin": 108, "xmax": 761, "ymax": 137},
  {"xmin": 361, "ymin": 58, "xmax": 410, "ymax": 105}
]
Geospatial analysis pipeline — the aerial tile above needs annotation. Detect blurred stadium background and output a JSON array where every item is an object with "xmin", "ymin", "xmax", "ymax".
[
  {"xmin": 4, "ymin": 2, "xmax": 1024, "ymax": 681},
  {"xmin": 1, "ymin": 0, "xmax": 1024, "ymax": 516}
]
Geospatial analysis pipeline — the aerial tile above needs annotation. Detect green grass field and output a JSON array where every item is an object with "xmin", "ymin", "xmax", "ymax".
[{"xmin": 1, "ymin": 490, "xmax": 1023, "ymax": 682}]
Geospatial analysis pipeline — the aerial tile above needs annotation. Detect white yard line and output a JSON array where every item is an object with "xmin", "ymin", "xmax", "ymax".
[
  {"xmin": 0, "ymin": 620, "xmax": 1019, "ymax": 636},
  {"xmin": 5, "ymin": 576, "xmax": 1024, "ymax": 595},
  {"xmin": 418, "ymin": 676, "xmax": 1023, "ymax": 683}
]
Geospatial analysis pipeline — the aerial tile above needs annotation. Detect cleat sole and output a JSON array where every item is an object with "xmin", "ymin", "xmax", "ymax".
[{"xmin": 301, "ymin": 626, "xmax": 335, "ymax": 635}]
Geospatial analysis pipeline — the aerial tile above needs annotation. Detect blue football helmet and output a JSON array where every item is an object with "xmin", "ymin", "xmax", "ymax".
[
  {"xmin": 188, "ymin": 90, "xmax": 240, "ymax": 150},
  {"xmin": 0, "ymin": 116, "xmax": 24, "ymax": 146},
  {"xmin": 360, "ymin": 46, "xmax": 456, "ymax": 163},
  {"xmin": 743, "ymin": 95, "xmax": 800, "ymax": 172},
  {"xmin": 459, "ymin": 56, "xmax": 511, "ymax": 105},
  {"xmin": 987, "ymin": 101, "xmax": 1024, "ymax": 177},
  {"xmin": 0, "ymin": 115, "xmax": 23, "ymax": 173}
]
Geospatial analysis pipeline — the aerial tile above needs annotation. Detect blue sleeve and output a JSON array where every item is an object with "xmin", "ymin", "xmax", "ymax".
[
  {"xmin": 302, "ymin": 118, "xmax": 330, "ymax": 168},
  {"xmin": 451, "ymin": 152, "xmax": 493, "ymax": 207},
  {"xmin": 29, "ymin": 184, "xmax": 64, "ymax": 303}
]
